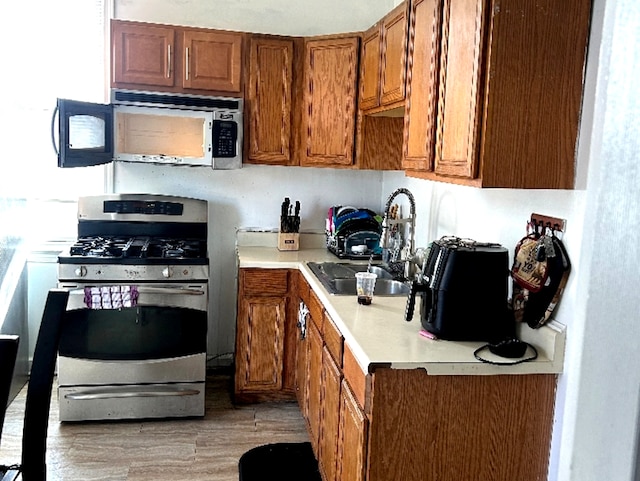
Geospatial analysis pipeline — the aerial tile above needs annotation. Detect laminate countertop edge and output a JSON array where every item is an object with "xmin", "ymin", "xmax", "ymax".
[{"xmin": 236, "ymin": 245, "xmax": 566, "ymax": 376}]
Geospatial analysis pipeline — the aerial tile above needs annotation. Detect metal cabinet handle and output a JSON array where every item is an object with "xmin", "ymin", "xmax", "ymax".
[
  {"xmin": 185, "ymin": 47, "xmax": 190, "ymax": 80},
  {"xmin": 167, "ymin": 44, "xmax": 172, "ymax": 78}
]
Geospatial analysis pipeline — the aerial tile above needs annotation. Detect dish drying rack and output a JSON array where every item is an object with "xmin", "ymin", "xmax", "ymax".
[
  {"xmin": 326, "ymin": 230, "xmax": 382, "ymax": 260},
  {"xmin": 325, "ymin": 206, "xmax": 383, "ymax": 260}
]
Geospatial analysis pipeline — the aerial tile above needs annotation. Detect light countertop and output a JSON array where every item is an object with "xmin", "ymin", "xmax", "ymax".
[{"xmin": 236, "ymin": 233, "xmax": 566, "ymax": 376}]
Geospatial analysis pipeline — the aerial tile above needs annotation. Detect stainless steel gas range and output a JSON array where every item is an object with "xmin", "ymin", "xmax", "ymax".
[{"xmin": 57, "ymin": 194, "xmax": 209, "ymax": 422}]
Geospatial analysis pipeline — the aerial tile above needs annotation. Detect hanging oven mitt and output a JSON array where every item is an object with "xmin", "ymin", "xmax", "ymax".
[
  {"xmin": 511, "ymin": 233, "xmax": 571, "ymax": 328},
  {"xmin": 511, "ymin": 233, "xmax": 549, "ymax": 292}
]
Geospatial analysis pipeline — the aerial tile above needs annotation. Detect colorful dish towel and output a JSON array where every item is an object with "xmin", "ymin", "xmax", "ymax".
[{"xmin": 84, "ymin": 286, "xmax": 139, "ymax": 309}]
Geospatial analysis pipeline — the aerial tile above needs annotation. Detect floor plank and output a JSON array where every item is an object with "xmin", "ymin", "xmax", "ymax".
[{"xmin": 0, "ymin": 370, "xmax": 308, "ymax": 481}]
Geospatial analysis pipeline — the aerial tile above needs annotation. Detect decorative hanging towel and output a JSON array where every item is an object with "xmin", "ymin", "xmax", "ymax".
[
  {"xmin": 84, "ymin": 286, "xmax": 139, "ymax": 309},
  {"xmin": 511, "ymin": 227, "xmax": 571, "ymax": 328}
]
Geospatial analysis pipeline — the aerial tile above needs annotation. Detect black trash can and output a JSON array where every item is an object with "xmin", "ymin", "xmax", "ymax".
[{"xmin": 238, "ymin": 442, "xmax": 322, "ymax": 481}]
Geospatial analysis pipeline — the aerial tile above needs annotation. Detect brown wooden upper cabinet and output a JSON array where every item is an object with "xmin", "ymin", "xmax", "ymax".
[
  {"xmin": 402, "ymin": 0, "xmax": 592, "ymax": 188},
  {"xmin": 245, "ymin": 35, "xmax": 296, "ymax": 165},
  {"xmin": 359, "ymin": 1, "xmax": 409, "ymax": 112},
  {"xmin": 111, "ymin": 20, "xmax": 243, "ymax": 95},
  {"xmin": 300, "ymin": 35, "xmax": 360, "ymax": 167}
]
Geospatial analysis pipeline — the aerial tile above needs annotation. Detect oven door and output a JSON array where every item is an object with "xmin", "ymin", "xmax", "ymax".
[{"xmin": 59, "ymin": 283, "xmax": 208, "ymax": 361}]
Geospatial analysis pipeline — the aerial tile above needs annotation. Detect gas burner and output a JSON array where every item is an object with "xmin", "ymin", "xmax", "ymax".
[
  {"xmin": 63, "ymin": 236, "xmax": 207, "ymax": 264},
  {"xmin": 71, "ymin": 238, "xmax": 117, "ymax": 257},
  {"xmin": 154, "ymin": 239, "xmax": 206, "ymax": 259},
  {"xmin": 58, "ymin": 194, "xmax": 209, "ymax": 268}
]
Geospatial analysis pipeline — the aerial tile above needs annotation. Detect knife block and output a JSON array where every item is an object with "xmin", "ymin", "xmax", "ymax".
[{"xmin": 278, "ymin": 232, "xmax": 299, "ymax": 251}]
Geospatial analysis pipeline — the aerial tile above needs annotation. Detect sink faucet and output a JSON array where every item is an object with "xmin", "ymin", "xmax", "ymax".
[{"xmin": 380, "ymin": 188, "xmax": 416, "ymax": 278}]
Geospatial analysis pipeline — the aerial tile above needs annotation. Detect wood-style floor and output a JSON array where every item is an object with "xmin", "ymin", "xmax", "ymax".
[{"xmin": 0, "ymin": 370, "xmax": 309, "ymax": 480}]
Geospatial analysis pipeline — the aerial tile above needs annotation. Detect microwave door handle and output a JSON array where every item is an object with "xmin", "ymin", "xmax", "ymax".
[{"xmin": 51, "ymin": 103, "xmax": 59, "ymax": 156}]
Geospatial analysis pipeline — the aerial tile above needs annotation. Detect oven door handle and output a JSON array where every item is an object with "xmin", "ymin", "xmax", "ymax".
[
  {"xmin": 66, "ymin": 285, "xmax": 208, "ymax": 311},
  {"xmin": 136, "ymin": 286, "xmax": 206, "ymax": 296},
  {"xmin": 69, "ymin": 286, "xmax": 206, "ymax": 296},
  {"xmin": 64, "ymin": 386, "xmax": 201, "ymax": 400}
]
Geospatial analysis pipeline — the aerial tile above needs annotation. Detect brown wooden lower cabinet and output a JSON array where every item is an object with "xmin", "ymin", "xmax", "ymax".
[
  {"xmin": 297, "ymin": 303, "xmax": 556, "ymax": 481},
  {"xmin": 234, "ymin": 268, "xmax": 298, "ymax": 403},
  {"xmin": 365, "ymin": 369, "xmax": 557, "ymax": 481},
  {"xmin": 234, "ymin": 295, "xmax": 285, "ymax": 393},
  {"xmin": 318, "ymin": 346, "xmax": 343, "ymax": 481},
  {"xmin": 306, "ymin": 319, "xmax": 324, "ymax": 454},
  {"xmin": 295, "ymin": 320, "xmax": 309, "ymax": 418},
  {"xmin": 237, "ymin": 269, "xmax": 557, "ymax": 480},
  {"xmin": 336, "ymin": 379, "xmax": 368, "ymax": 481},
  {"xmin": 295, "ymin": 272, "xmax": 311, "ymax": 415}
]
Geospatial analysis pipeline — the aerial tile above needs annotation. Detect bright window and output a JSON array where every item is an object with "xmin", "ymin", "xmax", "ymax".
[
  {"xmin": 0, "ymin": 0, "xmax": 108, "ymax": 202},
  {"xmin": 0, "ymin": 0, "xmax": 109, "ymax": 282}
]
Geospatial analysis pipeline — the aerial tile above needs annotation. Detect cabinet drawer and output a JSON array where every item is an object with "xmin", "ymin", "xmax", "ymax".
[
  {"xmin": 298, "ymin": 272, "xmax": 311, "ymax": 306},
  {"xmin": 343, "ymin": 342, "xmax": 368, "ymax": 411},
  {"xmin": 308, "ymin": 289, "xmax": 324, "ymax": 333},
  {"xmin": 241, "ymin": 269, "xmax": 289, "ymax": 296},
  {"xmin": 323, "ymin": 313, "xmax": 344, "ymax": 368}
]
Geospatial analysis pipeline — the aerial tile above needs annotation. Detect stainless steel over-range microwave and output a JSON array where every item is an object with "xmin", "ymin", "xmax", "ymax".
[{"xmin": 53, "ymin": 89, "xmax": 243, "ymax": 169}]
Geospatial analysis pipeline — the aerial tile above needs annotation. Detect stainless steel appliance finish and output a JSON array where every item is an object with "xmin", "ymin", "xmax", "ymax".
[
  {"xmin": 57, "ymin": 194, "xmax": 209, "ymax": 422},
  {"xmin": 54, "ymin": 90, "xmax": 243, "ymax": 169},
  {"xmin": 307, "ymin": 262, "xmax": 410, "ymax": 296}
]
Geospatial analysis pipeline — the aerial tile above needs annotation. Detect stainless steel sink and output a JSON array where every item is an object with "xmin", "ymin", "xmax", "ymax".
[
  {"xmin": 332, "ymin": 278, "xmax": 410, "ymax": 296},
  {"xmin": 307, "ymin": 262, "xmax": 410, "ymax": 296}
]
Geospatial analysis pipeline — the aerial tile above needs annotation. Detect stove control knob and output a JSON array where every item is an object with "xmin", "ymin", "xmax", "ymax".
[
  {"xmin": 162, "ymin": 267, "xmax": 172, "ymax": 278},
  {"xmin": 75, "ymin": 266, "xmax": 87, "ymax": 277}
]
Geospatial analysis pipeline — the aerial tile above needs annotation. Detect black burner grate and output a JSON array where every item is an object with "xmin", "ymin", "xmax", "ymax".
[{"xmin": 67, "ymin": 236, "xmax": 207, "ymax": 261}]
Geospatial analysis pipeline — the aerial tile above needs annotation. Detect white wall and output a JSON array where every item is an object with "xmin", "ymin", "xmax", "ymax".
[
  {"xmin": 114, "ymin": 0, "xmax": 394, "ymax": 361},
  {"xmin": 113, "ymin": 0, "xmax": 640, "ymax": 480},
  {"xmin": 114, "ymin": 163, "xmax": 384, "ymax": 361},
  {"xmin": 115, "ymin": 0, "xmax": 397, "ymax": 35},
  {"xmin": 554, "ymin": 0, "xmax": 640, "ymax": 479}
]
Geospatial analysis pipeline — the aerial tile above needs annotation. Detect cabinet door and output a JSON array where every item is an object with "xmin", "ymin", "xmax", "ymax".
[
  {"xmin": 306, "ymin": 319, "xmax": 323, "ymax": 454},
  {"xmin": 235, "ymin": 296, "xmax": 286, "ymax": 393},
  {"xmin": 296, "ymin": 316, "xmax": 309, "ymax": 417},
  {"xmin": 296, "ymin": 275, "xmax": 311, "ymax": 414},
  {"xmin": 247, "ymin": 36, "xmax": 294, "ymax": 164},
  {"xmin": 318, "ymin": 346, "xmax": 342, "ymax": 481},
  {"xmin": 434, "ymin": 0, "xmax": 486, "ymax": 178},
  {"xmin": 337, "ymin": 379, "xmax": 368, "ymax": 481},
  {"xmin": 380, "ymin": 2, "xmax": 408, "ymax": 106},
  {"xmin": 112, "ymin": 21, "xmax": 175, "ymax": 87},
  {"xmin": 359, "ymin": 25, "xmax": 382, "ymax": 111},
  {"xmin": 182, "ymin": 30, "xmax": 243, "ymax": 93},
  {"xmin": 402, "ymin": 0, "xmax": 442, "ymax": 171},
  {"xmin": 301, "ymin": 36, "xmax": 360, "ymax": 167}
]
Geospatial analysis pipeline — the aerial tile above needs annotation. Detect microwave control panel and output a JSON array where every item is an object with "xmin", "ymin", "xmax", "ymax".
[{"xmin": 213, "ymin": 117, "xmax": 238, "ymax": 158}]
